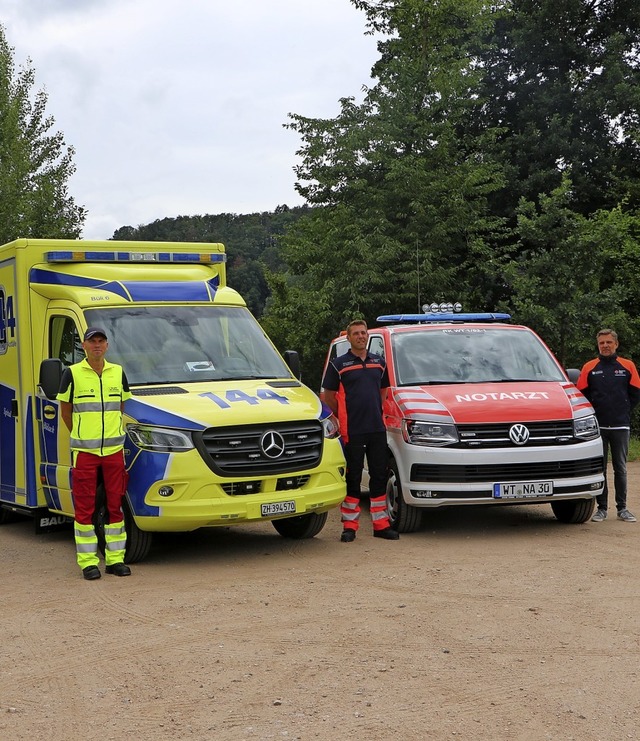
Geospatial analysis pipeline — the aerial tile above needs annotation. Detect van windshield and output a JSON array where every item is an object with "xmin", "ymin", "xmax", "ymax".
[
  {"xmin": 391, "ymin": 326, "xmax": 566, "ymax": 386},
  {"xmin": 83, "ymin": 306, "xmax": 292, "ymax": 385}
]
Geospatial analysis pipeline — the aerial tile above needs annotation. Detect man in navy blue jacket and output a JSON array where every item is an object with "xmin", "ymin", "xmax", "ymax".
[
  {"xmin": 322, "ymin": 319, "xmax": 399, "ymax": 542},
  {"xmin": 577, "ymin": 329, "xmax": 640, "ymax": 523}
]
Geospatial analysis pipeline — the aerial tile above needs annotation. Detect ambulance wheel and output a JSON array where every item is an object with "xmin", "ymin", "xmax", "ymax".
[
  {"xmin": 387, "ymin": 460, "xmax": 423, "ymax": 533},
  {"xmin": 122, "ymin": 500, "xmax": 153, "ymax": 562},
  {"xmin": 94, "ymin": 492, "xmax": 153, "ymax": 563},
  {"xmin": 550, "ymin": 498, "xmax": 595, "ymax": 524},
  {"xmin": 271, "ymin": 511, "xmax": 328, "ymax": 539}
]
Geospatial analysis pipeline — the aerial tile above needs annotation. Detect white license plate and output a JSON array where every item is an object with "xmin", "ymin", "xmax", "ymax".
[
  {"xmin": 493, "ymin": 481, "xmax": 553, "ymax": 499},
  {"xmin": 261, "ymin": 500, "xmax": 296, "ymax": 516}
]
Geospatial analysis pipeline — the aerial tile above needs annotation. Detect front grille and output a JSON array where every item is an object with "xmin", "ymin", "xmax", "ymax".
[
  {"xmin": 411, "ymin": 456, "xmax": 604, "ymax": 484},
  {"xmin": 195, "ymin": 421, "xmax": 323, "ymax": 477},
  {"xmin": 455, "ymin": 420, "xmax": 576, "ymax": 448},
  {"xmin": 220, "ymin": 475, "xmax": 310, "ymax": 496}
]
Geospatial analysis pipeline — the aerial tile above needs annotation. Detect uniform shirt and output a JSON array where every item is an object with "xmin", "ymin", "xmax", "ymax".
[
  {"xmin": 322, "ymin": 349, "xmax": 389, "ymax": 440},
  {"xmin": 576, "ymin": 353, "xmax": 640, "ymax": 429}
]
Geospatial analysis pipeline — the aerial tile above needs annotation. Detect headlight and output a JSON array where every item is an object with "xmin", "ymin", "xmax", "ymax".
[
  {"xmin": 127, "ymin": 424, "xmax": 195, "ymax": 452},
  {"xmin": 402, "ymin": 420, "xmax": 458, "ymax": 446},
  {"xmin": 574, "ymin": 414, "xmax": 599, "ymax": 440},
  {"xmin": 322, "ymin": 415, "xmax": 340, "ymax": 439}
]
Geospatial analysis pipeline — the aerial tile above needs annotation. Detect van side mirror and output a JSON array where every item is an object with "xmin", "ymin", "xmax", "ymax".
[
  {"xmin": 39, "ymin": 358, "xmax": 65, "ymax": 400},
  {"xmin": 283, "ymin": 350, "xmax": 301, "ymax": 380},
  {"xmin": 565, "ymin": 368, "xmax": 580, "ymax": 384}
]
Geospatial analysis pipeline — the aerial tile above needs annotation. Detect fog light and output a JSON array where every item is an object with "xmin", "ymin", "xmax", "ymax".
[{"xmin": 158, "ymin": 485, "xmax": 174, "ymax": 497}]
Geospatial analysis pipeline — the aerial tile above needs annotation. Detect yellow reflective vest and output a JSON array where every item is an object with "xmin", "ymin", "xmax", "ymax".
[{"xmin": 57, "ymin": 358, "xmax": 132, "ymax": 456}]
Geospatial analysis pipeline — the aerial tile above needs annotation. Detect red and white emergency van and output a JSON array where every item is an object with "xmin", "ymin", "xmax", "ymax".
[{"xmin": 322, "ymin": 309, "xmax": 605, "ymax": 531}]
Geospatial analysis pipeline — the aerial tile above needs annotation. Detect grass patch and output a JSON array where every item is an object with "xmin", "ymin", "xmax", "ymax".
[{"xmin": 629, "ymin": 437, "xmax": 640, "ymax": 462}]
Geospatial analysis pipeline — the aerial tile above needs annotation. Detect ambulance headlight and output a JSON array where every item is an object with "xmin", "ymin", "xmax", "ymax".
[
  {"xmin": 402, "ymin": 420, "xmax": 458, "ymax": 446},
  {"xmin": 127, "ymin": 425, "xmax": 195, "ymax": 452},
  {"xmin": 322, "ymin": 415, "xmax": 341, "ymax": 439},
  {"xmin": 573, "ymin": 414, "xmax": 599, "ymax": 440}
]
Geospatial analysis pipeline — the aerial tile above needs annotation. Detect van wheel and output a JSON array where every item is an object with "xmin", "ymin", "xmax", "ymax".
[
  {"xmin": 272, "ymin": 511, "xmax": 328, "ymax": 539},
  {"xmin": 387, "ymin": 460, "xmax": 422, "ymax": 533},
  {"xmin": 551, "ymin": 498, "xmax": 595, "ymax": 524},
  {"xmin": 94, "ymin": 490, "xmax": 153, "ymax": 563}
]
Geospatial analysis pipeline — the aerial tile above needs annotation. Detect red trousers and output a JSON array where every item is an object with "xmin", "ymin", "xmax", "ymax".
[{"xmin": 72, "ymin": 450, "xmax": 128, "ymax": 525}]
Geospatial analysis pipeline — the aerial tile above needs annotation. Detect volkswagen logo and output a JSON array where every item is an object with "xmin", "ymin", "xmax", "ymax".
[
  {"xmin": 509, "ymin": 424, "xmax": 530, "ymax": 446},
  {"xmin": 260, "ymin": 430, "xmax": 286, "ymax": 459}
]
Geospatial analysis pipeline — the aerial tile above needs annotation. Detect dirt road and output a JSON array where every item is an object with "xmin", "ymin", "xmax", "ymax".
[{"xmin": 2, "ymin": 466, "xmax": 640, "ymax": 741}]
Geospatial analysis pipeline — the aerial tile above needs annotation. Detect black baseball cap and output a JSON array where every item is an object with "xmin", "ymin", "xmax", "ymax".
[{"xmin": 84, "ymin": 327, "xmax": 108, "ymax": 341}]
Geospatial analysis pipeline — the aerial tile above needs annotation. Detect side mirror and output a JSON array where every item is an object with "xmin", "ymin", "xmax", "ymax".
[
  {"xmin": 39, "ymin": 358, "xmax": 64, "ymax": 400},
  {"xmin": 283, "ymin": 350, "xmax": 301, "ymax": 380},
  {"xmin": 565, "ymin": 368, "xmax": 580, "ymax": 385}
]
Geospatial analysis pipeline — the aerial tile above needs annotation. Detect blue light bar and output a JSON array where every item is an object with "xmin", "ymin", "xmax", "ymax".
[
  {"xmin": 45, "ymin": 251, "xmax": 226, "ymax": 264},
  {"xmin": 377, "ymin": 313, "xmax": 512, "ymax": 324}
]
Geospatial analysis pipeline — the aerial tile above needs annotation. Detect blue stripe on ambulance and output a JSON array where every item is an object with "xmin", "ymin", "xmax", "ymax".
[
  {"xmin": 36, "ymin": 395, "xmax": 65, "ymax": 510},
  {"xmin": 25, "ymin": 395, "xmax": 38, "ymax": 506},
  {"xmin": 123, "ymin": 400, "xmax": 205, "ymax": 517},
  {"xmin": 0, "ymin": 382, "xmax": 16, "ymax": 501},
  {"xmin": 125, "ymin": 399, "xmax": 207, "ymax": 430},
  {"xmin": 29, "ymin": 268, "xmax": 219, "ymax": 303},
  {"xmin": 118, "ymin": 280, "xmax": 217, "ymax": 302},
  {"xmin": 125, "ymin": 450, "xmax": 168, "ymax": 517}
]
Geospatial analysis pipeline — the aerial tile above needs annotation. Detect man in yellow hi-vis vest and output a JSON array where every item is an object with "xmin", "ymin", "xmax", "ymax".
[{"xmin": 57, "ymin": 327, "xmax": 133, "ymax": 580}]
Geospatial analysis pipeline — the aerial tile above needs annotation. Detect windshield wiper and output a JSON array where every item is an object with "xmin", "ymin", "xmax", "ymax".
[
  {"xmin": 491, "ymin": 378, "xmax": 552, "ymax": 382},
  {"xmin": 408, "ymin": 379, "xmax": 468, "ymax": 385},
  {"xmin": 221, "ymin": 374, "xmax": 279, "ymax": 380}
]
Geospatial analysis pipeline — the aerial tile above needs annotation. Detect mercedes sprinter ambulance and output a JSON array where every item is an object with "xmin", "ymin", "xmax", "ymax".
[
  {"xmin": 0, "ymin": 239, "xmax": 346, "ymax": 561},
  {"xmin": 322, "ymin": 307, "xmax": 604, "ymax": 531}
]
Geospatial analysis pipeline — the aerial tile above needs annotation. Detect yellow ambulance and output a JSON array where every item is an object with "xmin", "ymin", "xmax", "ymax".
[{"xmin": 0, "ymin": 239, "xmax": 346, "ymax": 561}]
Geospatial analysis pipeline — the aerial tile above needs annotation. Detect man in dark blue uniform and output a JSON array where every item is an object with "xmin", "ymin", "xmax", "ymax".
[
  {"xmin": 322, "ymin": 319, "xmax": 399, "ymax": 542},
  {"xmin": 577, "ymin": 328, "xmax": 640, "ymax": 523}
]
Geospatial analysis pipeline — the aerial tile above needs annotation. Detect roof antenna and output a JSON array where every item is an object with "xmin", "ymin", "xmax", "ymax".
[{"xmin": 416, "ymin": 239, "xmax": 421, "ymax": 312}]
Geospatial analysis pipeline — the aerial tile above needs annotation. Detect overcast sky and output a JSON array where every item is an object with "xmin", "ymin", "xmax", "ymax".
[{"xmin": 1, "ymin": 0, "xmax": 378, "ymax": 239}]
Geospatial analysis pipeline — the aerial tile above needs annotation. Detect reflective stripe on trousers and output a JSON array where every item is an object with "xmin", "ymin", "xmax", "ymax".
[
  {"xmin": 104, "ymin": 520, "xmax": 127, "ymax": 566},
  {"xmin": 74, "ymin": 521, "xmax": 99, "ymax": 569},
  {"xmin": 370, "ymin": 494, "xmax": 391, "ymax": 531},
  {"xmin": 340, "ymin": 495, "xmax": 361, "ymax": 531}
]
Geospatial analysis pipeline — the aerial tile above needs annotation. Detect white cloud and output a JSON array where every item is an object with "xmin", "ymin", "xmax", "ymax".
[{"xmin": 1, "ymin": 0, "xmax": 378, "ymax": 238}]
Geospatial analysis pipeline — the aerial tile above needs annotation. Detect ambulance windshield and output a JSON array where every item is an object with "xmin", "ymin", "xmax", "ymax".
[
  {"xmin": 83, "ymin": 305, "xmax": 292, "ymax": 385},
  {"xmin": 391, "ymin": 326, "xmax": 566, "ymax": 386}
]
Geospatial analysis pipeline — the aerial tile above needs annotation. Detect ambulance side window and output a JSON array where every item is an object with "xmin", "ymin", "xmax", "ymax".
[{"xmin": 50, "ymin": 316, "xmax": 83, "ymax": 366}]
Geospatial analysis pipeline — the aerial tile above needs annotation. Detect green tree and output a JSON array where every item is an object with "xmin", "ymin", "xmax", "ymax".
[
  {"xmin": 265, "ymin": 0, "xmax": 508, "ymax": 383},
  {"xmin": 478, "ymin": 0, "xmax": 640, "ymax": 221},
  {"xmin": 497, "ymin": 177, "xmax": 636, "ymax": 366},
  {"xmin": 0, "ymin": 26, "xmax": 85, "ymax": 242}
]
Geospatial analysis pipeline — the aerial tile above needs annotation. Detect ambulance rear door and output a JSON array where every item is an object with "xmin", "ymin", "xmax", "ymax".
[{"xmin": 0, "ymin": 254, "xmax": 24, "ymax": 506}]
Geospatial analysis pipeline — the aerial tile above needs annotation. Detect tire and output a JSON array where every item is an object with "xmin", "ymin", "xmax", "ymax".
[
  {"xmin": 271, "ymin": 511, "xmax": 328, "ymax": 539},
  {"xmin": 550, "ymin": 498, "xmax": 595, "ymax": 524},
  {"xmin": 387, "ymin": 460, "xmax": 422, "ymax": 533},
  {"xmin": 94, "ymin": 489, "xmax": 153, "ymax": 563}
]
